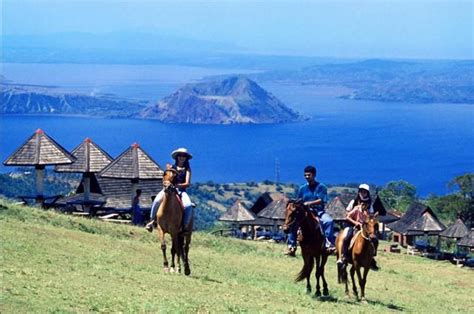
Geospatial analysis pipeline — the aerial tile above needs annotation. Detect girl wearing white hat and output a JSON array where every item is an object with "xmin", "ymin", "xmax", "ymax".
[
  {"xmin": 146, "ymin": 148, "xmax": 194, "ymax": 232},
  {"xmin": 338, "ymin": 184, "xmax": 379, "ymax": 270}
]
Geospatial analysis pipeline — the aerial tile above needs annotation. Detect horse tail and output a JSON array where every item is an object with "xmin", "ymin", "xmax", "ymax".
[
  {"xmin": 337, "ymin": 262, "xmax": 347, "ymax": 284},
  {"xmin": 295, "ymin": 257, "xmax": 314, "ymax": 282}
]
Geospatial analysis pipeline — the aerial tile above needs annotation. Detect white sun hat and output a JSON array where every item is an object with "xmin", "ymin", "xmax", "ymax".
[
  {"xmin": 358, "ymin": 183, "xmax": 370, "ymax": 192},
  {"xmin": 171, "ymin": 148, "xmax": 193, "ymax": 160}
]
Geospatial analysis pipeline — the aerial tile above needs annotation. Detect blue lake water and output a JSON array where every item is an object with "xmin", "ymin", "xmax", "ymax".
[{"xmin": 1, "ymin": 63, "xmax": 473, "ymax": 196}]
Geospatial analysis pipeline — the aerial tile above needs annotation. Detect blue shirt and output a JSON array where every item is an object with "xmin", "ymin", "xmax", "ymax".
[{"xmin": 297, "ymin": 182, "xmax": 328, "ymax": 215}]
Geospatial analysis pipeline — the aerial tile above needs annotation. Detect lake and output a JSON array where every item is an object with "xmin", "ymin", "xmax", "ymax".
[{"xmin": 1, "ymin": 63, "xmax": 473, "ymax": 196}]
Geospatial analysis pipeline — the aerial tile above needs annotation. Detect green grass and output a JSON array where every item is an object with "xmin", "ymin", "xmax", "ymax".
[{"xmin": 1, "ymin": 200, "xmax": 473, "ymax": 313}]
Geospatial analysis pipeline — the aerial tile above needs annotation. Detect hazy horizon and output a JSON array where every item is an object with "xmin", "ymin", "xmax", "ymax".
[{"xmin": 2, "ymin": 0, "xmax": 472, "ymax": 60}]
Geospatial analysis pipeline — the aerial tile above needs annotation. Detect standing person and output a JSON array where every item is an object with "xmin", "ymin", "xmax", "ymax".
[
  {"xmin": 145, "ymin": 148, "xmax": 194, "ymax": 233},
  {"xmin": 131, "ymin": 189, "xmax": 142, "ymax": 225},
  {"xmin": 340, "ymin": 184, "xmax": 379, "ymax": 270},
  {"xmin": 285, "ymin": 165, "xmax": 335, "ymax": 256}
]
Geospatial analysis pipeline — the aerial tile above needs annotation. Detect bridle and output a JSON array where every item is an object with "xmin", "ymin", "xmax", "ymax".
[{"xmin": 284, "ymin": 201, "xmax": 308, "ymax": 230}]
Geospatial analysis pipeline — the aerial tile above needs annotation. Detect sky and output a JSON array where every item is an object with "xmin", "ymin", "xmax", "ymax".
[{"xmin": 2, "ymin": 0, "xmax": 473, "ymax": 59}]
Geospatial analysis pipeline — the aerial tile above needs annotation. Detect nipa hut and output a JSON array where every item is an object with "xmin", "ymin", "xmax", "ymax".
[
  {"xmin": 457, "ymin": 229, "xmax": 474, "ymax": 251},
  {"xmin": 388, "ymin": 202, "xmax": 445, "ymax": 247},
  {"xmin": 99, "ymin": 143, "xmax": 164, "ymax": 209},
  {"xmin": 55, "ymin": 138, "xmax": 113, "ymax": 210},
  {"xmin": 440, "ymin": 218, "xmax": 469, "ymax": 240},
  {"xmin": 3, "ymin": 129, "xmax": 75, "ymax": 206}
]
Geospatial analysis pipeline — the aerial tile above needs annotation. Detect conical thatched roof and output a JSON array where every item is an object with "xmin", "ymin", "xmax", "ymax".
[
  {"xmin": 440, "ymin": 219, "xmax": 469, "ymax": 239},
  {"xmin": 220, "ymin": 200, "xmax": 256, "ymax": 222},
  {"xmin": 258, "ymin": 195, "xmax": 288, "ymax": 220},
  {"xmin": 3, "ymin": 129, "xmax": 75, "ymax": 166},
  {"xmin": 388, "ymin": 202, "xmax": 444, "ymax": 235},
  {"xmin": 99, "ymin": 143, "xmax": 163, "ymax": 180},
  {"xmin": 457, "ymin": 229, "xmax": 474, "ymax": 248},
  {"xmin": 407, "ymin": 211, "xmax": 446, "ymax": 235},
  {"xmin": 326, "ymin": 193, "xmax": 355, "ymax": 220},
  {"xmin": 55, "ymin": 138, "xmax": 113, "ymax": 173}
]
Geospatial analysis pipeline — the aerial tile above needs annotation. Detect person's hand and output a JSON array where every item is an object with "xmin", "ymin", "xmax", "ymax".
[
  {"xmin": 356, "ymin": 222, "xmax": 362, "ymax": 229},
  {"xmin": 163, "ymin": 181, "xmax": 171, "ymax": 188},
  {"xmin": 166, "ymin": 163, "xmax": 172, "ymax": 169}
]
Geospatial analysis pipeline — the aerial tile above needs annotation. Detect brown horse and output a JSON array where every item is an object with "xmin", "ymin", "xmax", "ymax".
[
  {"xmin": 335, "ymin": 216, "xmax": 378, "ymax": 301},
  {"xmin": 155, "ymin": 169, "xmax": 191, "ymax": 275},
  {"xmin": 283, "ymin": 199, "xmax": 329, "ymax": 297}
]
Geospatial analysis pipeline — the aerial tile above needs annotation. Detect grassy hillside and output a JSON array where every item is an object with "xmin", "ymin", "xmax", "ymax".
[{"xmin": 1, "ymin": 200, "xmax": 472, "ymax": 313}]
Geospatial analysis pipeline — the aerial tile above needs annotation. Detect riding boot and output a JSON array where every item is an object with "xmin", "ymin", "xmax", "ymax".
[{"xmin": 181, "ymin": 205, "xmax": 193, "ymax": 234}]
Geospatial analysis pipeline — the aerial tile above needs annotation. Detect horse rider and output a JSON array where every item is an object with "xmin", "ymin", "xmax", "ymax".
[
  {"xmin": 285, "ymin": 165, "xmax": 335, "ymax": 256},
  {"xmin": 338, "ymin": 183, "xmax": 379, "ymax": 270},
  {"xmin": 146, "ymin": 148, "xmax": 194, "ymax": 233}
]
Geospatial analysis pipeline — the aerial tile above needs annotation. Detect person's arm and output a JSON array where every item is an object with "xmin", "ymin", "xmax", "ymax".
[
  {"xmin": 304, "ymin": 184, "xmax": 327, "ymax": 207},
  {"xmin": 346, "ymin": 199, "xmax": 355, "ymax": 212},
  {"xmin": 346, "ymin": 207, "xmax": 361, "ymax": 228},
  {"xmin": 177, "ymin": 169, "xmax": 191, "ymax": 189}
]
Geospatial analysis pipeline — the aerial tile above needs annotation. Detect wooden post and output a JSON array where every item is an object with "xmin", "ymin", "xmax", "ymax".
[{"xmin": 35, "ymin": 165, "xmax": 45, "ymax": 206}]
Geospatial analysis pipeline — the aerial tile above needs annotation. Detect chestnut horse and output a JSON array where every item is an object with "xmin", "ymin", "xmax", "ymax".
[
  {"xmin": 283, "ymin": 199, "xmax": 329, "ymax": 297},
  {"xmin": 155, "ymin": 169, "xmax": 191, "ymax": 275},
  {"xmin": 335, "ymin": 216, "xmax": 378, "ymax": 301}
]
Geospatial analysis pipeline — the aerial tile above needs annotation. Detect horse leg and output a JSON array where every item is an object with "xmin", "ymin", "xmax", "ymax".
[
  {"xmin": 359, "ymin": 266, "xmax": 370, "ymax": 302},
  {"xmin": 320, "ymin": 254, "xmax": 329, "ymax": 296},
  {"xmin": 314, "ymin": 256, "xmax": 321, "ymax": 297},
  {"xmin": 183, "ymin": 232, "xmax": 192, "ymax": 276},
  {"xmin": 170, "ymin": 245, "xmax": 176, "ymax": 273},
  {"xmin": 171, "ymin": 235, "xmax": 181, "ymax": 274},
  {"xmin": 350, "ymin": 265, "xmax": 358, "ymax": 299},
  {"xmin": 158, "ymin": 229, "xmax": 169, "ymax": 273},
  {"xmin": 343, "ymin": 264, "xmax": 349, "ymax": 296}
]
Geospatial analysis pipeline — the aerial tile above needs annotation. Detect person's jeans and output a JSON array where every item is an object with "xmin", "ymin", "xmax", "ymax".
[
  {"xmin": 287, "ymin": 226, "xmax": 298, "ymax": 248},
  {"xmin": 320, "ymin": 212, "xmax": 335, "ymax": 247}
]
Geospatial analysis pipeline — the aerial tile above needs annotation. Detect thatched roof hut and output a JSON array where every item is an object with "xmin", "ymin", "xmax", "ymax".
[
  {"xmin": 440, "ymin": 219, "xmax": 469, "ymax": 239},
  {"xmin": 457, "ymin": 229, "xmax": 474, "ymax": 248},
  {"xmin": 58, "ymin": 173, "xmax": 162, "ymax": 210},
  {"xmin": 99, "ymin": 143, "xmax": 164, "ymax": 208},
  {"xmin": 249, "ymin": 192, "xmax": 282, "ymax": 215},
  {"xmin": 388, "ymin": 202, "xmax": 445, "ymax": 236},
  {"xmin": 325, "ymin": 193, "xmax": 354, "ymax": 221},
  {"xmin": 220, "ymin": 200, "xmax": 256, "ymax": 223},
  {"xmin": 55, "ymin": 138, "xmax": 112, "ymax": 173},
  {"xmin": 3, "ymin": 129, "xmax": 75, "ymax": 205},
  {"xmin": 4, "ymin": 129, "xmax": 74, "ymax": 167},
  {"xmin": 257, "ymin": 195, "xmax": 288, "ymax": 221}
]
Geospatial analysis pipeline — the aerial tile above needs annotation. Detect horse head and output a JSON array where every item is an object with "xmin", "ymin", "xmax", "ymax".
[
  {"xmin": 362, "ymin": 216, "xmax": 379, "ymax": 240},
  {"xmin": 282, "ymin": 199, "xmax": 306, "ymax": 234},
  {"xmin": 163, "ymin": 168, "xmax": 179, "ymax": 193}
]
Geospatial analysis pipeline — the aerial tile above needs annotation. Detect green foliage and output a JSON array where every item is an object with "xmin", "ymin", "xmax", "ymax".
[
  {"xmin": 378, "ymin": 180, "xmax": 417, "ymax": 212},
  {"xmin": 426, "ymin": 173, "xmax": 474, "ymax": 227},
  {"xmin": 1, "ymin": 200, "xmax": 473, "ymax": 312},
  {"xmin": 0, "ymin": 169, "xmax": 80, "ymax": 199}
]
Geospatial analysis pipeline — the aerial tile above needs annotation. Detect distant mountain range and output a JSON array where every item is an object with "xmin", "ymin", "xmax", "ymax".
[
  {"xmin": 139, "ymin": 76, "xmax": 303, "ymax": 124},
  {"xmin": 255, "ymin": 59, "xmax": 474, "ymax": 104},
  {"xmin": 0, "ymin": 83, "xmax": 148, "ymax": 118},
  {"xmin": 1, "ymin": 76, "xmax": 302, "ymax": 124}
]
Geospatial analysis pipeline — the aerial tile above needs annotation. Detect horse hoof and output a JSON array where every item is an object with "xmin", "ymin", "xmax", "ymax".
[
  {"xmin": 315, "ymin": 291, "xmax": 321, "ymax": 297},
  {"xmin": 184, "ymin": 267, "xmax": 191, "ymax": 276},
  {"xmin": 169, "ymin": 267, "xmax": 175, "ymax": 273},
  {"xmin": 323, "ymin": 289, "xmax": 329, "ymax": 296},
  {"xmin": 306, "ymin": 289, "xmax": 311, "ymax": 295},
  {"xmin": 361, "ymin": 297, "xmax": 367, "ymax": 304},
  {"xmin": 163, "ymin": 267, "xmax": 170, "ymax": 273}
]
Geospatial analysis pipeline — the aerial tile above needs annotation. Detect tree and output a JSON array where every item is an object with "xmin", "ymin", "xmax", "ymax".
[{"xmin": 378, "ymin": 180, "xmax": 417, "ymax": 211}]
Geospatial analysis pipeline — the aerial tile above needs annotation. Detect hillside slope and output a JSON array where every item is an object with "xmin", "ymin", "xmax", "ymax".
[{"xmin": 1, "ymin": 201, "xmax": 472, "ymax": 312}]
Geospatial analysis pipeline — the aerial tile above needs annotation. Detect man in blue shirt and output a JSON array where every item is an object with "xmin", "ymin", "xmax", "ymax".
[{"xmin": 285, "ymin": 165, "xmax": 335, "ymax": 256}]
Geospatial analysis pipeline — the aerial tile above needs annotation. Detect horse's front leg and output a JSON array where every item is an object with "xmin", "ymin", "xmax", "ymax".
[
  {"xmin": 359, "ymin": 266, "xmax": 370, "ymax": 302},
  {"xmin": 314, "ymin": 256, "xmax": 321, "ymax": 297},
  {"xmin": 350, "ymin": 265, "xmax": 358, "ymax": 299},
  {"xmin": 170, "ymin": 244, "xmax": 176, "ymax": 273},
  {"xmin": 171, "ymin": 235, "xmax": 181, "ymax": 274},
  {"xmin": 157, "ymin": 228, "xmax": 169, "ymax": 273},
  {"xmin": 182, "ymin": 233, "xmax": 192, "ymax": 276},
  {"xmin": 320, "ymin": 254, "xmax": 329, "ymax": 296}
]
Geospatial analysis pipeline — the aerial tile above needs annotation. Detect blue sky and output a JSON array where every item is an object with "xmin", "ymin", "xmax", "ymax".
[{"xmin": 2, "ymin": 0, "xmax": 473, "ymax": 59}]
